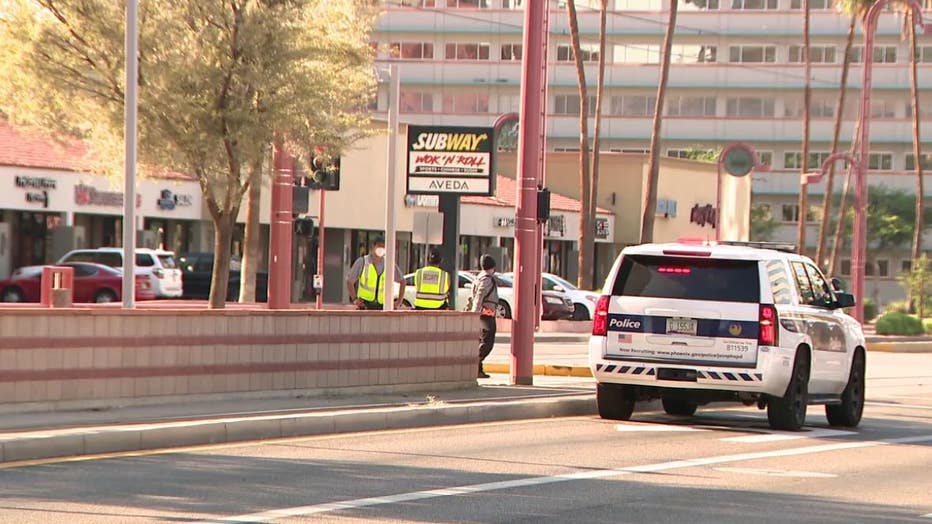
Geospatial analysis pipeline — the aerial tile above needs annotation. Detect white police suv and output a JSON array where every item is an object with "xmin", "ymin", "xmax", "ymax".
[{"xmin": 589, "ymin": 240, "xmax": 866, "ymax": 431}]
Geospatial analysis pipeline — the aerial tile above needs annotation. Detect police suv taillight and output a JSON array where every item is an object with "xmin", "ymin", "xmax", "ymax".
[
  {"xmin": 759, "ymin": 304, "xmax": 778, "ymax": 346},
  {"xmin": 592, "ymin": 295, "xmax": 610, "ymax": 336}
]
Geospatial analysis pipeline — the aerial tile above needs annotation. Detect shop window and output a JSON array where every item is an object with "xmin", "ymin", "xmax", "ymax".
[
  {"xmin": 840, "ymin": 259, "xmax": 851, "ymax": 276},
  {"xmin": 877, "ymin": 259, "xmax": 890, "ymax": 277}
]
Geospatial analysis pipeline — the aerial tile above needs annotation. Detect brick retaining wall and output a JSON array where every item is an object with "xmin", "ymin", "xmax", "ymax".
[{"xmin": 0, "ymin": 309, "xmax": 478, "ymax": 409}]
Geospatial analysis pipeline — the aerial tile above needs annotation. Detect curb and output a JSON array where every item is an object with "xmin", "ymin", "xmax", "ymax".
[
  {"xmin": 495, "ymin": 335, "xmax": 590, "ymax": 344},
  {"xmin": 484, "ymin": 363, "xmax": 593, "ymax": 377},
  {"xmin": 866, "ymin": 341, "xmax": 932, "ymax": 353},
  {"xmin": 0, "ymin": 395, "xmax": 595, "ymax": 465}
]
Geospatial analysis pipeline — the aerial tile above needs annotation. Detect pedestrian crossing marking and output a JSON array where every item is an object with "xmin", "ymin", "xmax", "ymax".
[
  {"xmin": 615, "ymin": 423, "xmax": 703, "ymax": 432},
  {"xmin": 713, "ymin": 467, "xmax": 837, "ymax": 478}
]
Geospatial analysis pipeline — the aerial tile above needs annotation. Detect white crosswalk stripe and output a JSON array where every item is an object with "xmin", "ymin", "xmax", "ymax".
[
  {"xmin": 615, "ymin": 422, "xmax": 703, "ymax": 433},
  {"xmin": 720, "ymin": 428, "xmax": 856, "ymax": 443}
]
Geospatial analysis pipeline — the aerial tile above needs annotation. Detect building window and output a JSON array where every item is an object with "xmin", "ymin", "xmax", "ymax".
[
  {"xmin": 390, "ymin": 42, "xmax": 434, "ymax": 59},
  {"xmin": 557, "ymin": 0, "xmax": 601, "ymax": 7},
  {"xmin": 501, "ymin": 43, "xmax": 522, "ymax": 61},
  {"xmin": 850, "ymin": 45, "xmax": 897, "ymax": 64},
  {"xmin": 680, "ymin": 0, "xmax": 720, "ymax": 9},
  {"xmin": 789, "ymin": 45, "xmax": 836, "ymax": 64},
  {"xmin": 870, "ymin": 100, "xmax": 897, "ymax": 118},
  {"xmin": 877, "ymin": 259, "xmax": 890, "ymax": 278},
  {"xmin": 614, "ymin": 44, "xmax": 661, "ymax": 64},
  {"xmin": 728, "ymin": 45, "xmax": 777, "ymax": 63},
  {"xmin": 442, "ymin": 93, "xmax": 490, "ymax": 113},
  {"xmin": 868, "ymin": 152, "xmax": 893, "ymax": 171},
  {"xmin": 917, "ymin": 46, "xmax": 932, "ymax": 63},
  {"xmin": 396, "ymin": 0, "xmax": 438, "ymax": 6},
  {"xmin": 726, "ymin": 97, "xmax": 775, "ymax": 117},
  {"xmin": 785, "ymin": 98, "xmax": 835, "ymax": 118},
  {"xmin": 613, "ymin": 148, "xmax": 650, "ymax": 153},
  {"xmin": 906, "ymin": 153, "xmax": 932, "ymax": 171},
  {"xmin": 553, "ymin": 146, "xmax": 581, "ymax": 152},
  {"xmin": 790, "ymin": 0, "xmax": 830, "ymax": 8},
  {"xmin": 399, "ymin": 91, "xmax": 434, "ymax": 113},
  {"xmin": 666, "ymin": 96, "xmax": 717, "ymax": 116},
  {"xmin": 556, "ymin": 44, "xmax": 600, "ymax": 62},
  {"xmin": 671, "ymin": 45, "xmax": 717, "ymax": 63},
  {"xmin": 502, "ymin": 0, "xmax": 523, "ymax": 7},
  {"xmin": 902, "ymin": 259, "xmax": 913, "ymax": 273},
  {"xmin": 555, "ymin": 94, "xmax": 596, "ymax": 115},
  {"xmin": 782, "ymin": 204, "xmax": 800, "ymax": 223},
  {"xmin": 841, "ymin": 259, "xmax": 851, "ymax": 276},
  {"xmin": 445, "ymin": 43, "xmax": 491, "ymax": 60},
  {"xmin": 730, "ymin": 0, "xmax": 778, "ymax": 9},
  {"xmin": 666, "ymin": 148, "xmax": 716, "ymax": 159},
  {"xmin": 610, "ymin": 95, "xmax": 657, "ymax": 116},
  {"xmin": 449, "ymin": 0, "xmax": 489, "ymax": 7},
  {"xmin": 784, "ymin": 151, "xmax": 832, "ymax": 170}
]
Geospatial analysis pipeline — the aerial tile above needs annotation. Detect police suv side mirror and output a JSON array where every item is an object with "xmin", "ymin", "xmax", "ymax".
[
  {"xmin": 830, "ymin": 277, "xmax": 845, "ymax": 292},
  {"xmin": 834, "ymin": 292, "xmax": 856, "ymax": 309}
]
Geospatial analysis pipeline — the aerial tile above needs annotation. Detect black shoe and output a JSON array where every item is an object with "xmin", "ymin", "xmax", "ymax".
[{"xmin": 477, "ymin": 369, "xmax": 490, "ymax": 379}]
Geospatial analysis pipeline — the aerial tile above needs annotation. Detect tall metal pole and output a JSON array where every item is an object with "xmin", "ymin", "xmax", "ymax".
[
  {"xmin": 122, "ymin": 0, "xmax": 138, "ymax": 309},
  {"xmin": 853, "ymin": 0, "xmax": 928, "ymax": 322},
  {"xmin": 510, "ymin": 2, "xmax": 548, "ymax": 385},
  {"xmin": 316, "ymin": 188, "xmax": 325, "ymax": 310},
  {"xmin": 268, "ymin": 143, "xmax": 294, "ymax": 309},
  {"xmin": 383, "ymin": 63, "xmax": 400, "ymax": 311}
]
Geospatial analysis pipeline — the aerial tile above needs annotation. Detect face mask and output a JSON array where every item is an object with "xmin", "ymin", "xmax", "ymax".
[{"xmin": 374, "ymin": 247, "xmax": 386, "ymax": 257}]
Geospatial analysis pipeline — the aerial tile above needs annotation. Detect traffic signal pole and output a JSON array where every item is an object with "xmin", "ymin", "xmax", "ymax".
[
  {"xmin": 316, "ymin": 188, "xmax": 325, "ymax": 310},
  {"xmin": 510, "ymin": 1, "xmax": 548, "ymax": 386}
]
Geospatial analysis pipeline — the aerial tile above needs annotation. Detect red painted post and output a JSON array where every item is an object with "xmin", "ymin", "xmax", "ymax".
[
  {"xmin": 268, "ymin": 142, "xmax": 294, "ymax": 310},
  {"xmin": 316, "ymin": 188, "xmax": 325, "ymax": 310},
  {"xmin": 510, "ymin": 1, "xmax": 548, "ymax": 386}
]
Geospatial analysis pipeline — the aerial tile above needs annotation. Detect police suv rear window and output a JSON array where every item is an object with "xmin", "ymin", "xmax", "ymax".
[{"xmin": 612, "ymin": 254, "xmax": 760, "ymax": 303}]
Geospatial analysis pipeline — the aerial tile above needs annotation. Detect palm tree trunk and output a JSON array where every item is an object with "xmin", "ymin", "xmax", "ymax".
[
  {"xmin": 641, "ymin": 0, "xmax": 678, "ymax": 243},
  {"xmin": 829, "ymin": 123, "xmax": 859, "ymax": 278},
  {"xmin": 588, "ymin": 0, "xmax": 608, "ymax": 287},
  {"xmin": 566, "ymin": 0, "xmax": 593, "ymax": 290},
  {"xmin": 797, "ymin": 0, "xmax": 811, "ymax": 255},
  {"xmin": 816, "ymin": 14, "xmax": 856, "ymax": 270},
  {"xmin": 909, "ymin": 12, "xmax": 924, "ymax": 263}
]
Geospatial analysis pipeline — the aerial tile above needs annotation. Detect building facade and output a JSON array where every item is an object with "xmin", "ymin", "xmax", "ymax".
[{"xmin": 372, "ymin": 0, "xmax": 931, "ymax": 305}]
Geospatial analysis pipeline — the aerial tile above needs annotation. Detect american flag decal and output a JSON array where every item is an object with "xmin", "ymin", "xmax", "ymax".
[{"xmin": 617, "ymin": 333, "xmax": 632, "ymax": 343}]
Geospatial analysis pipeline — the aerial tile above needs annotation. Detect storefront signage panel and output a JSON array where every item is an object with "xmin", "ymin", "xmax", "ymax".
[
  {"xmin": 157, "ymin": 189, "xmax": 194, "ymax": 210},
  {"xmin": 15, "ymin": 176, "xmax": 57, "ymax": 209},
  {"xmin": 406, "ymin": 125, "xmax": 494, "ymax": 196}
]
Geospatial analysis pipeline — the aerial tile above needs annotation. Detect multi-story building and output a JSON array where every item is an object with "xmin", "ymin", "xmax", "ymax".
[{"xmin": 372, "ymin": 0, "xmax": 932, "ymax": 305}]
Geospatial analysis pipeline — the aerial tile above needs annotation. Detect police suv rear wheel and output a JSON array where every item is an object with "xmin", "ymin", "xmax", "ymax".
[
  {"xmin": 767, "ymin": 349, "xmax": 810, "ymax": 431},
  {"xmin": 825, "ymin": 349, "xmax": 865, "ymax": 427},
  {"xmin": 597, "ymin": 383, "xmax": 635, "ymax": 420}
]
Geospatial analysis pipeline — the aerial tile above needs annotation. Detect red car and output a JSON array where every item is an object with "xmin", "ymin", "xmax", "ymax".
[{"xmin": 0, "ymin": 262, "xmax": 155, "ymax": 303}]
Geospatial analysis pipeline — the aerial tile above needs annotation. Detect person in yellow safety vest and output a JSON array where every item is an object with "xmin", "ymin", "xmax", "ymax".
[
  {"xmin": 413, "ymin": 248, "xmax": 450, "ymax": 310},
  {"xmin": 345, "ymin": 236, "xmax": 405, "ymax": 310}
]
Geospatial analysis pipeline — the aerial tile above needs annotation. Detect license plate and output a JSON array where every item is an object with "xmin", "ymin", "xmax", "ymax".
[{"xmin": 666, "ymin": 317, "xmax": 697, "ymax": 336}]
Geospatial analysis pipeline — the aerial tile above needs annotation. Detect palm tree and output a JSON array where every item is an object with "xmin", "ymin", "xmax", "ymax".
[
  {"xmin": 589, "ymin": 0, "xmax": 608, "ymax": 286},
  {"xmin": 907, "ymin": 10, "xmax": 923, "ymax": 264},
  {"xmin": 797, "ymin": 0, "xmax": 812, "ymax": 255},
  {"xmin": 641, "ymin": 0, "xmax": 679, "ymax": 243},
  {"xmin": 815, "ymin": 13, "xmax": 858, "ymax": 270},
  {"xmin": 566, "ymin": 0, "xmax": 594, "ymax": 290}
]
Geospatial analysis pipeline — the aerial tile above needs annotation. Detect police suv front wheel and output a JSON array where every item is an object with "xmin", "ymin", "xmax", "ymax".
[
  {"xmin": 597, "ymin": 383, "xmax": 635, "ymax": 421},
  {"xmin": 825, "ymin": 349, "xmax": 865, "ymax": 427}
]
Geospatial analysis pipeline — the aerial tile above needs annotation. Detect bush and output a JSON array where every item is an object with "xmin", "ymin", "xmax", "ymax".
[
  {"xmin": 874, "ymin": 312, "xmax": 924, "ymax": 336},
  {"xmin": 923, "ymin": 318, "xmax": 932, "ymax": 334},
  {"xmin": 883, "ymin": 300, "xmax": 910, "ymax": 314},
  {"xmin": 862, "ymin": 299, "xmax": 878, "ymax": 322}
]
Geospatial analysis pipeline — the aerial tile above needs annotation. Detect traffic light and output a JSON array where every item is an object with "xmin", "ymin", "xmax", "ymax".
[
  {"xmin": 307, "ymin": 155, "xmax": 341, "ymax": 191},
  {"xmin": 293, "ymin": 217, "xmax": 315, "ymax": 236}
]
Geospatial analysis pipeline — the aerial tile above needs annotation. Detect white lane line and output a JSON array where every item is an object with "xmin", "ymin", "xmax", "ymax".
[
  {"xmin": 923, "ymin": 513, "xmax": 932, "ymax": 519},
  {"xmin": 195, "ymin": 434, "xmax": 932, "ymax": 523},
  {"xmin": 713, "ymin": 467, "xmax": 837, "ymax": 478},
  {"xmin": 721, "ymin": 429, "xmax": 856, "ymax": 443},
  {"xmin": 616, "ymin": 423, "xmax": 703, "ymax": 432},
  {"xmin": 866, "ymin": 401, "xmax": 932, "ymax": 411}
]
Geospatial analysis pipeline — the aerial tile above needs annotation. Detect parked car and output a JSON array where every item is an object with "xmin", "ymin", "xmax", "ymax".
[
  {"xmin": 0, "ymin": 262, "xmax": 155, "ymax": 303},
  {"xmin": 57, "ymin": 248, "xmax": 183, "ymax": 298},
  {"xmin": 494, "ymin": 273, "xmax": 574, "ymax": 320},
  {"xmin": 178, "ymin": 252, "xmax": 268, "ymax": 302},
  {"xmin": 505, "ymin": 272, "xmax": 600, "ymax": 321}
]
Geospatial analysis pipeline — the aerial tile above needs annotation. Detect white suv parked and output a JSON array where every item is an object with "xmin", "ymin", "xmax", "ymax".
[
  {"xmin": 57, "ymin": 248, "xmax": 183, "ymax": 298},
  {"xmin": 590, "ymin": 240, "xmax": 866, "ymax": 431}
]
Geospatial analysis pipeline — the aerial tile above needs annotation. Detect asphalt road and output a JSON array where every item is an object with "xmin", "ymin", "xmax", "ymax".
[{"xmin": 0, "ymin": 352, "xmax": 929, "ymax": 523}]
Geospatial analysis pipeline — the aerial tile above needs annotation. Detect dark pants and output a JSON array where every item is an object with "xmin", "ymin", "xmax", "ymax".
[
  {"xmin": 478, "ymin": 315, "xmax": 496, "ymax": 368},
  {"xmin": 415, "ymin": 304, "xmax": 449, "ymax": 311},
  {"xmin": 358, "ymin": 300, "xmax": 382, "ymax": 310}
]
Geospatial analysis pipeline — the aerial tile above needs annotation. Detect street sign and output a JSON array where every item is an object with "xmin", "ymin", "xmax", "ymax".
[
  {"xmin": 723, "ymin": 146, "xmax": 755, "ymax": 177},
  {"xmin": 406, "ymin": 125, "xmax": 495, "ymax": 196}
]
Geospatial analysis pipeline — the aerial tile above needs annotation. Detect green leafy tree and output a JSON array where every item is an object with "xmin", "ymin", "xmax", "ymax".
[
  {"xmin": 829, "ymin": 185, "xmax": 927, "ymax": 251},
  {"xmin": 0, "ymin": 0, "xmax": 376, "ymax": 307},
  {"xmin": 899, "ymin": 253, "xmax": 932, "ymax": 318},
  {"xmin": 750, "ymin": 204, "xmax": 779, "ymax": 241}
]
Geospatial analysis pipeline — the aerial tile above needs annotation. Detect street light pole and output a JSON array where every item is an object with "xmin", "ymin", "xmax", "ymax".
[
  {"xmin": 122, "ymin": 0, "xmax": 138, "ymax": 309},
  {"xmin": 852, "ymin": 0, "xmax": 930, "ymax": 322}
]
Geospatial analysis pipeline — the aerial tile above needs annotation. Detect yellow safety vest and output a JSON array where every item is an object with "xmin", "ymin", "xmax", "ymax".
[
  {"xmin": 413, "ymin": 266, "xmax": 449, "ymax": 309},
  {"xmin": 356, "ymin": 258, "xmax": 386, "ymax": 304}
]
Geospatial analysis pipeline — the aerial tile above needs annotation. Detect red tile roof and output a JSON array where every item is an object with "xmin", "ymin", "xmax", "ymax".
[
  {"xmin": 462, "ymin": 175, "xmax": 613, "ymax": 214},
  {"xmin": 0, "ymin": 121, "xmax": 194, "ymax": 181}
]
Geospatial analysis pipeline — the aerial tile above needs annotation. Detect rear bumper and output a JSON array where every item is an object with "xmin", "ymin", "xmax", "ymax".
[{"xmin": 588, "ymin": 336, "xmax": 796, "ymax": 397}]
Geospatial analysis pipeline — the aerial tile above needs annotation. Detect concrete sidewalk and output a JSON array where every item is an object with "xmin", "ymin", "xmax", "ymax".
[{"xmin": 0, "ymin": 377, "xmax": 596, "ymax": 465}]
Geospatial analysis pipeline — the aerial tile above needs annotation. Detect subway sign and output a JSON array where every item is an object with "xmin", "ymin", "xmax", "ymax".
[{"xmin": 406, "ymin": 125, "xmax": 494, "ymax": 196}]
